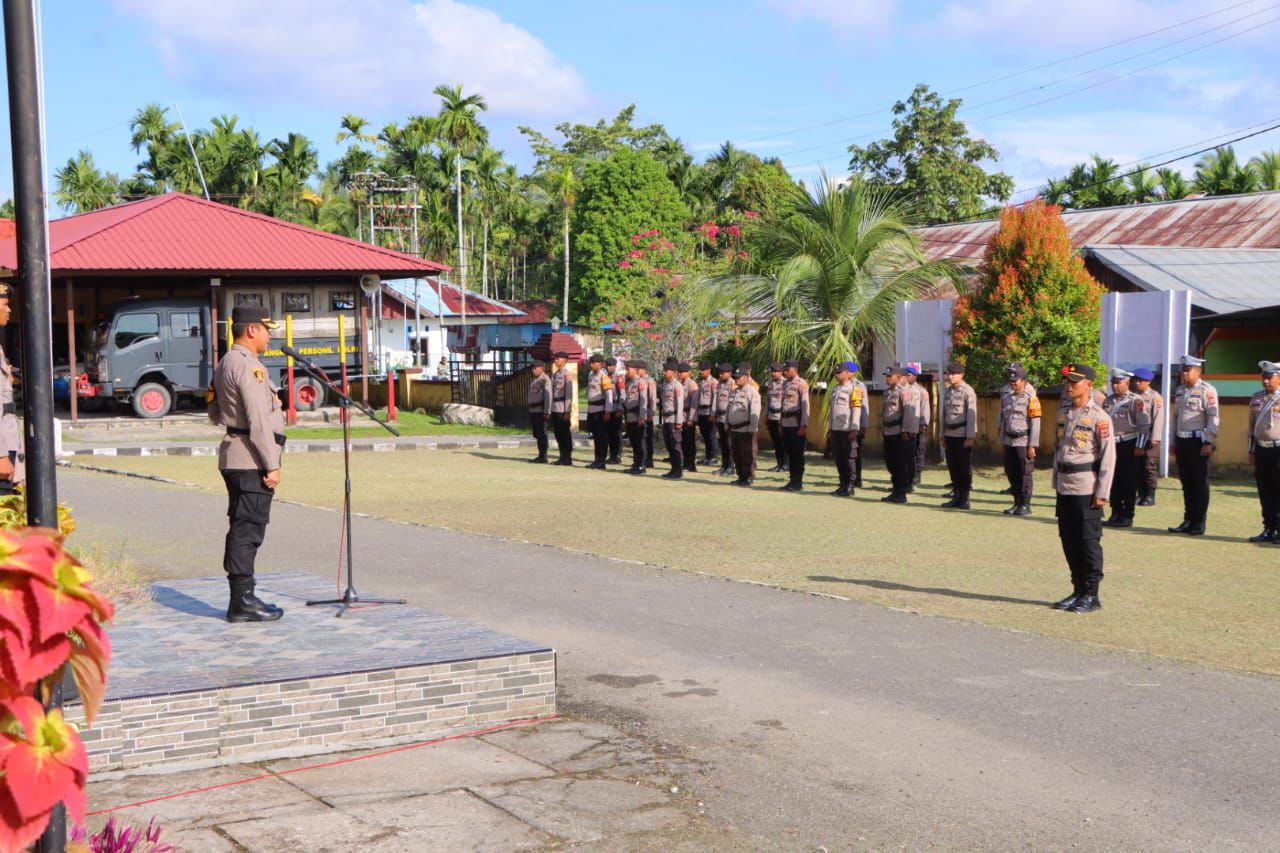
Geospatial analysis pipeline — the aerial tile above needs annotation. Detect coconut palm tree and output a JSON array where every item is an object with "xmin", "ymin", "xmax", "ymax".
[
  {"xmin": 1156, "ymin": 168, "xmax": 1189, "ymax": 200},
  {"xmin": 54, "ymin": 150, "xmax": 121, "ymax": 212},
  {"xmin": 1193, "ymin": 146, "xmax": 1260, "ymax": 195},
  {"xmin": 335, "ymin": 113, "xmax": 377, "ymax": 147},
  {"xmin": 472, "ymin": 145, "xmax": 510, "ymax": 298},
  {"xmin": 708, "ymin": 140, "xmax": 750, "ymax": 212},
  {"xmin": 1126, "ymin": 164, "xmax": 1161, "ymax": 203},
  {"xmin": 434, "ymin": 84, "xmax": 488, "ymax": 298},
  {"xmin": 1249, "ymin": 149, "xmax": 1280, "ymax": 191},
  {"xmin": 546, "ymin": 163, "xmax": 577, "ymax": 320}
]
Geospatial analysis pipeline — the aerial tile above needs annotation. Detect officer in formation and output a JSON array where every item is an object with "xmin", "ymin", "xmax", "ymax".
[
  {"xmin": 696, "ymin": 361, "xmax": 719, "ymax": 466},
  {"xmin": 208, "ymin": 305, "xmax": 286, "ymax": 623},
  {"xmin": 826, "ymin": 361, "xmax": 867, "ymax": 496},
  {"xmin": 0, "ymin": 284, "xmax": 24, "ymax": 495},
  {"xmin": 679, "ymin": 363, "xmax": 700, "ymax": 473},
  {"xmin": 549, "ymin": 351, "xmax": 576, "ymax": 466},
  {"xmin": 779, "ymin": 360, "xmax": 810, "ymax": 491},
  {"xmin": 879, "ymin": 366, "xmax": 919, "ymax": 503},
  {"xmin": 585, "ymin": 354, "xmax": 615, "ymax": 469},
  {"xmin": 605, "ymin": 357, "xmax": 624, "ymax": 464},
  {"xmin": 1000, "ymin": 363, "xmax": 1041, "ymax": 516},
  {"xmin": 623, "ymin": 359, "xmax": 651, "ymax": 474},
  {"xmin": 1247, "ymin": 360, "xmax": 1280, "ymax": 544},
  {"xmin": 713, "ymin": 362, "xmax": 736, "ymax": 477},
  {"xmin": 1051, "ymin": 363, "xmax": 1116, "ymax": 614},
  {"xmin": 725, "ymin": 364, "xmax": 761, "ymax": 485},
  {"xmin": 1168, "ymin": 355, "xmax": 1218, "ymax": 536},
  {"xmin": 526, "ymin": 360, "xmax": 551, "ymax": 463},
  {"xmin": 1132, "ymin": 368, "xmax": 1164, "ymax": 506},
  {"xmin": 904, "ymin": 364, "xmax": 930, "ymax": 488},
  {"xmin": 1102, "ymin": 369, "xmax": 1141, "ymax": 527},
  {"xmin": 641, "ymin": 362, "xmax": 659, "ymax": 468},
  {"xmin": 764, "ymin": 363, "xmax": 788, "ymax": 472},
  {"xmin": 940, "ymin": 362, "xmax": 977, "ymax": 510},
  {"xmin": 660, "ymin": 360, "xmax": 686, "ymax": 479}
]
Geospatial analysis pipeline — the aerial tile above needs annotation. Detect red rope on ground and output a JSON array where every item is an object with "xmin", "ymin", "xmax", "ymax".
[{"xmin": 88, "ymin": 714, "xmax": 560, "ymax": 816}]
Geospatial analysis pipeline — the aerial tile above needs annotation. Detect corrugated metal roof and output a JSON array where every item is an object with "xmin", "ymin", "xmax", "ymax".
[
  {"xmin": 920, "ymin": 190, "xmax": 1280, "ymax": 263},
  {"xmin": 383, "ymin": 277, "xmax": 522, "ymax": 319},
  {"xmin": 0, "ymin": 192, "xmax": 450, "ymax": 276},
  {"xmin": 1085, "ymin": 246, "xmax": 1280, "ymax": 315}
]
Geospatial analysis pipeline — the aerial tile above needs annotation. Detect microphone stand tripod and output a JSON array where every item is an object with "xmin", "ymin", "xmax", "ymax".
[{"xmin": 290, "ymin": 351, "xmax": 407, "ymax": 617}]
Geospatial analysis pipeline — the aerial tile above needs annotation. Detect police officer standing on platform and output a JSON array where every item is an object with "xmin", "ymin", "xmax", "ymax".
[
  {"xmin": 605, "ymin": 357, "xmax": 624, "ymax": 464},
  {"xmin": 209, "ymin": 305, "xmax": 286, "ymax": 623},
  {"xmin": 1000, "ymin": 363, "xmax": 1041, "ymax": 516},
  {"xmin": 0, "ymin": 285, "xmax": 25, "ymax": 495},
  {"xmin": 1050, "ymin": 363, "xmax": 1116, "ymax": 614},
  {"xmin": 1102, "ymin": 369, "xmax": 1141, "ymax": 527},
  {"xmin": 660, "ymin": 360, "xmax": 686, "ymax": 479},
  {"xmin": 1168, "ymin": 355, "xmax": 1218, "ymax": 536},
  {"xmin": 526, "ymin": 360, "xmax": 551, "ymax": 463},
  {"xmin": 1132, "ymin": 367, "xmax": 1163, "ymax": 506},
  {"xmin": 940, "ymin": 362, "xmax": 976, "ymax": 510},
  {"xmin": 827, "ymin": 361, "xmax": 865, "ymax": 497},
  {"xmin": 726, "ymin": 365, "xmax": 761, "ymax": 486},
  {"xmin": 679, "ymin": 363, "xmax": 700, "ymax": 473},
  {"xmin": 779, "ymin": 360, "xmax": 809, "ymax": 491},
  {"xmin": 623, "ymin": 360, "xmax": 650, "ymax": 474},
  {"xmin": 714, "ymin": 363, "xmax": 736, "ymax": 477},
  {"xmin": 696, "ymin": 361, "xmax": 718, "ymax": 465},
  {"xmin": 549, "ymin": 351, "xmax": 575, "ymax": 466},
  {"xmin": 764, "ymin": 363, "xmax": 787, "ymax": 472},
  {"xmin": 585, "ymin": 354, "xmax": 614, "ymax": 469},
  {"xmin": 1246, "ymin": 360, "xmax": 1280, "ymax": 543}
]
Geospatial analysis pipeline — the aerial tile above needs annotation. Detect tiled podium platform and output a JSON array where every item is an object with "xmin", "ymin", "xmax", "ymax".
[{"xmin": 67, "ymin": 571, "xmax": 556, "ymax": 774}]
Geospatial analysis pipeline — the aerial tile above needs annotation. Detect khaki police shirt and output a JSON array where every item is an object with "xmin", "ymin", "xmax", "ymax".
[
  {"xmin": 1248, "ymin": 388, "xmax": 1280, "ymax": 451},
  {"xmin": 1052, "ymin": 399, "xmax": 1116, "ymax": 499},
  {"xmin": 880, "ymin": 385, "xmax": 919, "ymax": 436},
  {"xmin": 827, "ymin": 379, "xmax": 866, "ymax": 433},
  {"xmin": 683, "ymin": 378, "xmax": 700, "ymax": 425},
  {"xmin": 211, "ymin": 344, "xmax": 285, "ymax": 471},
  {"xmin": 942, "ymin": 382, "xmax": 977, "ymax": 439},
  {"xmin": 697, "ymin": 376, "xmax": 717, "ymax": 415},
  {"xmin": 1000, "ymin": 386, "xmax": 1041, "ymax": 447},
  {"xmin": 550, "ymin": 366, "xmax": 575, "ymax": 414},
  {"xmin": 765, "ymin": 377, "xmax": 785, "ymax": 422},
  {"xmin": 714, "ymin": 378, "xmax": 733, "ymax": 419},
  {"xmin": 661, "ymin": 378, "xmax": 685, "ymax": 423},
  {"xmin": 1172, "ymin": 380, "xmax": 1219, "ymax": 443},
  {"xmin": 623, "ymin": 374, "xmax": 649, "ymax": 423},
  {"xmin": 910, "ymin": 382, "xmax": 931, "ymax": 426},
  {"xmin": 528, "ymin": 373, "xmax": 551, "ymax": 416},
  {"xmin": 780, "ymin": 376, "xmax": 810, "ymax": 428},
  {"xmin": 587, "ymin": 368, "xmax": 614, "ymax": 414},
  {"xmin": 0, "ymin": 345, "xmax": 24, "ymax": 484},
  {"xmin": 1102, "ymin": 391, "xmax": 1141, "ymax": 441},
  {"xmin": 1134, "ymin": 387, "xmax": 1164, "ymax": 449},
  {"xmin": 725, "ymin": 383, "xmax": 761, "ymax": 432}
]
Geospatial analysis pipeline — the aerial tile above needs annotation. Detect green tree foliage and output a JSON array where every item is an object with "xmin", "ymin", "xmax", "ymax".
[
  {"xmin": 570, "ymin": 148, "xmax": 686, "ymax": 322},
  {"xmin": 1250, "ymin": 150, "xmax": 1280, "ymax": 190},
  {"xmin": 53, "ymin": 150, "xmax": 121, "ymax": 213},
  {"xmin": 1194, "ymin": 146, "xmax": 1260, "ymax": 195},
  {"xmin": 951, "ymin": 199, "xmax": 1104, "ymax": 391},
  {"xmin": 519, "ymin": 105, "xmax": 673, "ymax": 173},
  {"xmin": 847, "ymin": 84, "xmax": 1014, "ymax": 224}
]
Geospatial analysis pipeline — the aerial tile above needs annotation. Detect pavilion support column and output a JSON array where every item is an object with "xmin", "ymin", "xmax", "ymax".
[
  {"xmin": 360, "ymin": 298, "xmax": 369, "ymax": 405},
  {"xmin": 65, "ymin": 278, "xmax": 76, "ymax": 423},
  {"xmin": 210, "ymin": 278, "xmax": 221, "ymax": 368}
]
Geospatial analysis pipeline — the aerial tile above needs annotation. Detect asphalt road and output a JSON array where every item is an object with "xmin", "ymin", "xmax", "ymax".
[{"xmin": 65, "ymin": 468, "xmax": 1280, "ymax": 851}]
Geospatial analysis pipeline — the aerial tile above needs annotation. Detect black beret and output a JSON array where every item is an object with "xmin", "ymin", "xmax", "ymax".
[
  {"xmin": 945, "ymin": 361, "xmax": 966, "ymax": 374},
  {"xmin": 769, "ymin": 362, "xmax": 784, "ymax": 372},
  {"xmin": 531, "ymin": 359, "xmax": 545, "ymax": 368},
  {"xmin": 663, "ymin": 359, "xmax": 679, "ymax": 371},
  {"xmin": 732, "ymin": 366, "xmax": 747, "ymax": 378},
  {"xmin": 604, "ymin": 357, "xmax": 617, "ymax": 367},
  {"xmin": 736, "ymin": 361, "xmax": 752, "ymax": 372},
  {"xmin": 677, "ymin": 362, "xmax": 691, "ymax": 372},
  {"xmin": 635, "ymin": 359, "xmax": 648, "ymax": 370},
  {"xmin": 553, "ymin": 350, "xmax": 569, "ymax": 359},
  {"xmin": 717, "ymin": 362, "xmax": 733, "ymax": 373},
  {"xmin": 698, "ymin": 360, "xmax": 712, "ymax": 370},
  {"xmin": 783, "ymin": 359, "xmax": 800, "ymax": 369},
  {"xmin": 588, "ymin": 353, "xmax": 603, "ymax": 363}
]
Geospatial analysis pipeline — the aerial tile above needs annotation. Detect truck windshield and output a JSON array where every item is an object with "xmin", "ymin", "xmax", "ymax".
[{"xmin": 114, "ymin": 313, "xmax": 160, "ymax": 349}]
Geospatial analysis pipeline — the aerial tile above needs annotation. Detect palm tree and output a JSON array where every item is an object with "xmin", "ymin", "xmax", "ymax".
[
  {"xmin": 1086, "ymin": 155, "xmax": 1129, "ymax": 207},
  {"xmin": 1126, "ymin": 164, "xmax": 1161, "ymax": 203},
  {"xmin": 708, "ymin": 140, "xmax": 750, "ymax": 212},
  {"xmin": 547, "ymin": 163, "xmax": 577, "ymax": 320},
  {"xmin": 472, "ymin": 145, "xmax": 509, "ymax": 298},
  {"xmin": 54, "ymin": 150, "xmax": 120, "ymax": 212},
  {"xmin": 335, "ymin": 113, "xmax": 377, "ymax": 147},
  {"xmin": 1042, "ymin": 178, "xmax": 1070, "ymax": 207},
  {"xmin": 1249, "ymin": 150, "xmax": 1280, "ymax": 191},
  {"xmin": 1156, "ymin": 168, "xmax": 1189, "ymax": 200},
  {"xmin": 434, "ymin": 83, "xmax": 489, "ymax": 307},
  {"xmin": 129, "ymin": 103, "xmax": 176, "ymax": 153},
  {"xmin": 700, "ymin": 175, "xmax": 961, "ymax": 394},
  {"xmin": 1193, "ymin": 146, "xmax": 1260, "ymax": 195}
]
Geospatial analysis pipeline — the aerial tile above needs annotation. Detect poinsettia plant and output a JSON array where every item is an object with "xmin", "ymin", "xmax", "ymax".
[{"xmin": 0, "ymin": 523, "xmax": 113, "ymax": 852}]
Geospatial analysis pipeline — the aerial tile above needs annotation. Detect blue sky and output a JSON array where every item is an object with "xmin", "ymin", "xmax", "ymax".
[{"xmin": 3, "ymin": 0, "xmax": 1278, "ymax": 207}]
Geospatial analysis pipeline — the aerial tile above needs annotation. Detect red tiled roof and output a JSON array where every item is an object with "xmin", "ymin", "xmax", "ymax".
[
  {"xmin": 0, "ymin": 220, "xmax": 14, "ymax": 242},
  {"xmin": 0, "ymin": 193, "xmax": 449, "ymax": 277},
  {"xmin": 383, "ymin": 278, "xmax": 522, "ymax": 318},
  {"xmin": 499, "ymin": 299, "xmax": 557, "ymax": 324}
]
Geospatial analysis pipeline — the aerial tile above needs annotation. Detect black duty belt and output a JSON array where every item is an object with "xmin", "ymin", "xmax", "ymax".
[
  {"xmin": 1, "ymin": 403, "xmax": 13, "ymax": 415},
  {"xmin": 782, "ymin": 408, "xmax": 800, "ymax": 417},
  {"xmin": 227, "ymin": 426, "xmax": 287, "ymax": 447},
  {"xmin": 1057, "ymin": 461, "xmax": 1097, "ymax": 474},
  {"xmin": 1005, "ymin": 429, "xmax": 1029, "ymax": 438},
  {"xmin": 883, "ymin": 416, "xmax": 902, "ymax": 426},
  {"xmin": 945, "ymin": 420, "xmax": 966, "ymax": 428},
  {"xmin": 528, "ymin": 403, "xmax": 544, "ymax": 411},
  {"xmin": 768, "ymin": 405, "xmax": 782, "ymax": 412}
]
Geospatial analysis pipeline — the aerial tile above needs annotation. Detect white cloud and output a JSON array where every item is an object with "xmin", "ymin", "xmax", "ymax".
[
  {"xmin": 112, "ymin": 0, "xmax": 589, "ymax": 117},
  {"xmin": 761, "ymin": 0, "xmax": 896, "ymax": 37}
]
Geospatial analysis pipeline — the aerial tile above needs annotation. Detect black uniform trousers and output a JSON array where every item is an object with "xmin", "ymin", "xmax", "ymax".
[
  {"xmin": 914, "ymin": 432, "xmax": 927, "ymax": 479},
  {"xmin": 645, "ymin": 420, "xmax": 656, "ymax": 467},
  {"xmin": 587, "ymin": 411, "xmax": 608, "ymax": 464},
  {"xmin": 783, "ymin": 425, "xmax": 806, "ymax": 486},
  {"xmin": 682, "ymin": 421, "xmax": 698, "ymax": 470},
  {"xmin": 1056, "ymin": 493, "xmax": 1104, "ymax": 595},
  {"xmin": 550, "ymin": 411, "xmax": 573, "ymax": 463},
  {"xmin": 1174, "ymin": 436, "xmax": 1211, "ymax": 524},
  {"xmin": 222, "ymin": 469, "xmax": 274, "ymax": 584},
  {"xmin": 698, "ymin": 414, "xmax": 717, "ymax": 461},
  {"xmin": 766, "ymin": 418, "xmax": 786, "ymax": 468},
  {"xmin": 1254, "ymin": 445, "xmax": 1280, "ymax": 530},
  {"xmin": 662, "ymin": 422, "xmax": 683, "ymax": 473},
  {"xmin": 944, "ymin": 436, "xmax": 973, "ymax": 499},
  {"xmin": 885, "ymin": 433, "xmax": 914, "ymax": 496},
  {"xmin": 1138, "ymin": 445, "xmax": 1160, "ymax": 500},
  {"xmin": 607, "ymin": 414, "xmax": 623, "ymax": 461},
  {"xmin": 1003, "ymin": 444, "xmax": 1035, "ymax": 504},
  {"xmin": 530, "ymin": 412, "xmax": 549, "ymax": 460},
  {"xmin": 628, "ymin": 419, "xmax": 647, "ymax": 469},
  {"xmin": 854, "ymin": 437, "xmax": 863, "ymax": 486},
  {"xmin": 830, "ymin": 430, "xmax": 857, "ymax": 488},
  {"xmin": 730, "ymin": 430, "xmax": 757, "ymax": 481},
  {"xmin": 716, "ymin": 422, "xmax": 734, "ymax": 472},
  {"xmin": 1110, "ymin": 438, "xmax": 1139, "ymax": 519}
]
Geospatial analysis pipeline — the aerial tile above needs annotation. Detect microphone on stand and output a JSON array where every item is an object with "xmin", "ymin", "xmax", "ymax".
[{"xmin": 280, "ymin": 343, "xmax": 305, "ymax": 361}]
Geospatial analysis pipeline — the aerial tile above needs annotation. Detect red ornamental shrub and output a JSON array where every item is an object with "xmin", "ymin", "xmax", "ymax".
[{"xmin": 0, "ymin": 527, "xmax": 113, "ymax": 853}]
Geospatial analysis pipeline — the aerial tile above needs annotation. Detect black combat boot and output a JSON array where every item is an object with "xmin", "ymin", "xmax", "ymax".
[
  {"xmin": 1069, "ymin": 593, "xmax": 1102, "ymax": 613},
  {"xmin": 227, "ymin": 579, "xmax": 284, "ymax": 623},
  {"xmin": 1247, "ymin": 528, "xmax": 1276, "ymax": 543},
  {"xmin": 1051, "ymin": 588, "xmax": 1081, "ymax": 610},
  {"xmin": 1137, "ymin": 495, "xmax": 1155, "ymax": 507}
]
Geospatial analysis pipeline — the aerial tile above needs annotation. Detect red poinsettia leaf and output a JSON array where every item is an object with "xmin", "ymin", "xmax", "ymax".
[
  {"xmin": 0, "ymin": 784, "xmax": 52, "ymax": 853},
  {"xmin": 0, "ymin": 578, "xmax": 32, "ymax": 646},
  {"xmin": 2, "ymin": 739, "xmax": 76, "ymax": 820},
  {"xmin": 67, "ymin": 644, "xmax": 107, "ymax": 726},
  {"xmin": 25, "ymin": 580, "xmax": 91, "ymax": 644},
  {"xmin": 13, "ymin": 634, "xmax": 69, "ymax": 687}
]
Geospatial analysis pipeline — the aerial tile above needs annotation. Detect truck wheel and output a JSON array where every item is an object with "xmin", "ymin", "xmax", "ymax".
[
  {"xmin": 132, "ymin": 382, "xmax": 172, "ymax": 418},
  {"xmin": 293, "ymin": 377, "xmax": 326, "ymax": 411}
]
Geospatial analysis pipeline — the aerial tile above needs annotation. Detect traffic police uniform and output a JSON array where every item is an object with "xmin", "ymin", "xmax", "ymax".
[
  {"xmin": 779, "ymin": 360, "xmax": 810, "ymax": 491},
  {"xmin": 585, "ymin": 355, "xmax": 614, "ymax": 469},
  {"xmin": 209, "ymin": 305, "xmax": 286, "ymax": 622},
  {"xmin": 1246, "ymin": 360, "xmax": 1280, "ymax": 543},
  {"xmin": 1051, "ymin": 363, "xmax": 1116, "ymax": 614},
  {"xmin": 549, "ymin": 352, "xmax": 575, "ymax": 465},
  {"xmin": 725, "ymin": 366, "xmax": 761, "ymax": 485},
  {"xmin": 1102, "ymin": 369, "xmax": 1141, "ymax": 526},
  {"xmin": 0, "ymin": 283, "xmax": 24, "ymax": 495},
  {"xmin": 764, "ymin": 367, "xmax": 787, "ymax": 472},
  {"xmin": 696, "ymin": 362, "xmax": 719, "ymax": 465},
  {"xmin": 1132, "ymin": 367, "xmax": 1164, "ymax": 506},
  {"xmin": 623, "ymin": 360, "xmax": 650, "ymax": 474},
  {"xmin": 681, "ymin": 365, "xmax": 700, "ymax": 472},
  {"xmin": 660, "ymin": 361, "xmax": 686, "ymax": 478},
  {"xmin": 827, "ymin": 361, "xmax": 866, "ymax": 497},
  {"xmin": 714, "ymin": 364, "xmax": 736, "ymax": 476},
  {"xmin": 941, "ymin": 362, "xmax": 977, "ymax": 509},
  {"xmin": 527, "ymin": 363, "xmax": 551, "ymax": 463},
  {"xmin": 1000, "ymin": 363, "xmax": 1041, "ymax": 515},
  {"xmin": 1168, "ymin": 355, "xmax": 1218, "ymax": 535}
]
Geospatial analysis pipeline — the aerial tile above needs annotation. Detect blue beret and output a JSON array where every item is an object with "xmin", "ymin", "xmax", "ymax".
[
  {"xmin": 1132, "ymin": 368, "xmax": 1154, "ymax": 381},
  {"xmin": 844, "ymin": 360, "xmax": 859, "ymax": 373},
  {"xmin": 904, "ymin": 365, "xmax": 920, "ymax": 375}
]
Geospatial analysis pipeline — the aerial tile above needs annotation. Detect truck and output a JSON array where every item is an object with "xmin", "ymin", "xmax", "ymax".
[{"xmin": 83, "ymin": 297, "xmax": 360, "ymax": 418}]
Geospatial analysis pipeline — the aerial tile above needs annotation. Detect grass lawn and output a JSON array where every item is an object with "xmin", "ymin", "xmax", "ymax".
[
  {"xmin": 284, "ymin": 409, "xmax": 524, "ymax": 440},
  {"xmin": 74, "ymin": 449, "xmax": 1280, "ymax": 677}
]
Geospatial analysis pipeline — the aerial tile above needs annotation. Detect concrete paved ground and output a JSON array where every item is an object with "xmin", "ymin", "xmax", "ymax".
[{"xmin": 66, "ymin": 468, "xmax": 1280, "ymax": 851}]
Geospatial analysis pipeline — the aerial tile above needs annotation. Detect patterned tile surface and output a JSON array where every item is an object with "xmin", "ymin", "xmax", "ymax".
[{"xmin": 105, "ymin": 571, "xmax": 551, "ymax": 701}]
